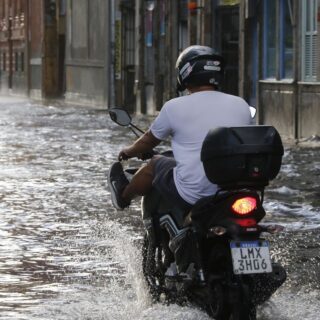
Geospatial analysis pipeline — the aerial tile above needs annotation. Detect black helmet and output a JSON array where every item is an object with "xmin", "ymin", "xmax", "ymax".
[{"xmin": 176, "ymin": 45, "xmax": 225, "ymax": 92}]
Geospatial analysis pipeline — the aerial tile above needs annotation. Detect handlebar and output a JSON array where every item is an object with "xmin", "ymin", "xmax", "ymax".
[
  {"xmin": 119, "ymin": 149, "xmax": 173, "ymax": 162},
  {"xmin": 118, "ymin": 150, "xmax": 158, "ymax": 162},
  {"xmin": 139, "ymin": 151, "xmax": 157, "ymax": 160}
]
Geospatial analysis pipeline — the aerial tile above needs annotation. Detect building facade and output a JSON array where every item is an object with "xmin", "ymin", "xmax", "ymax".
[
  {"xmin": 64, "ymin": 0, "xmax": 110, "ymax": 105},
  {"xmin": 0, "ymin": 0, "xmax": 65, "ymax": 99},
  {"xmin": 239, "ymin": 0, "xmax": 320, "ymax": 140},
  {"xmin": 0, "ymin": 0, "xmax": 28, "ymax": 95},
  {"xmin": 0, "ymin": 0, "xmax": 319, "ymax": 140}
]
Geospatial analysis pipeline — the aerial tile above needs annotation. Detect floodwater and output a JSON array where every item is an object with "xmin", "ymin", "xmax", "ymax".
[{"xmin": 0, "ymin": 97, "xmax": 319, "ymax": 320}]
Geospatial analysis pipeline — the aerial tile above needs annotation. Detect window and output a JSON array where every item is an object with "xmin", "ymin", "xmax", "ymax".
[
  {"xmin": 302, "ymin": 0, "xmax": 319, "ymax": 82},
  {"xmin": 59, "ymin": 0, "xmax": 66, "ymax": 16},
  {"xmin": 263, "ymin": 0, "xmax": 294, "ymax": 80}
]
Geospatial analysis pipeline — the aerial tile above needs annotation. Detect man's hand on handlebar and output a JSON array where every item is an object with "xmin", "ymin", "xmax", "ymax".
[
  {"xmin": 118, "ymin": 130, "xmax": 161, "ymax": 162},
  {"xmin": 139, "ymin": 151, "xmax": 155, "ymax": 160},
  {"xmin": 118, "ymin": 149, "xmax": 155, "ymax": 161},
  {"xmin": 118, "ymin": 149, "xmax": 132, "ymax": 161}
]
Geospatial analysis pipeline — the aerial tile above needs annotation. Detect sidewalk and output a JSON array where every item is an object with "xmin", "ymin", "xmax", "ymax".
[
  {"xmin": 0, "ymin": 94, "xmax": 107, "ymax": 110},
  {"xmin": 0, "ymin": 95, "xmax": 31, "ymax": 104}
]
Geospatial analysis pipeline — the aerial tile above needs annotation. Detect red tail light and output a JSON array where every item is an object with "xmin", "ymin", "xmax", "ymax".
[{"xmin": 232, "ymin": 197, "xmax": 257, "ymax": 215}]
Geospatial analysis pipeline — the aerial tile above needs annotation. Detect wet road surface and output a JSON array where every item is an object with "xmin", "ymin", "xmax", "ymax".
[{"xmin": 0, "ymin": 97, "xmax": 319, "ymax": 319}]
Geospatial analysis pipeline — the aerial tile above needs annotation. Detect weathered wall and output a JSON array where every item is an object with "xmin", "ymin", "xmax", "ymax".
[
  {"xmin": 259, "ymin": 82, "xmax": 296, "ymax": 140},
  {"xmin": 65, "ymin": 0, "xmax": 107, "ymax": 106},
  {"xmin": 298, "ymin": 84, "xmax": 320, "ymax": 139},
  {"xmin": 65, "ymin": 64, "xmax": 105, "ymax": 104},
  {"xmin": 259, "ymin": 81, "xmax": 320, "ymax": 141}
]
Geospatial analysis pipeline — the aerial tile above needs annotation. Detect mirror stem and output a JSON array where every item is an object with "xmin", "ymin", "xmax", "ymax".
[
  {"xmin": 130, "ymin": 123, "xmax": 145, "ymax": 135},
  {"xmin": 130, "ymin": 126, "xmax": 142, "ymax": 137}
]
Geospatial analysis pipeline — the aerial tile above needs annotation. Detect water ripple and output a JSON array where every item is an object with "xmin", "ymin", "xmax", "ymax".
[{"xmin": 0, "ymin": 97, "xmax": 319, "ymax": 319}]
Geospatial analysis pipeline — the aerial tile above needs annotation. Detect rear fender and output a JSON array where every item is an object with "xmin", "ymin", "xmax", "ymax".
[
  {"xmin": 142, "ymin": 188, "xmax": 189, "ymax": 246},
  {"xmin": 142, "ymin": 188, "xmax": 189, "ymax": 229}
]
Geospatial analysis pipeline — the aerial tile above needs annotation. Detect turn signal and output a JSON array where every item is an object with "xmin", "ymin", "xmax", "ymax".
[{"xmin": 232, "ymin": 197, "xmax": 257, "ymax": 215}]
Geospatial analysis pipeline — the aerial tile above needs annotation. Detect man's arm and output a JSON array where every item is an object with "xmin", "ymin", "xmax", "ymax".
[{"xmin": 118, "ymin": 130, "xmax": 162, "ymax": 160}]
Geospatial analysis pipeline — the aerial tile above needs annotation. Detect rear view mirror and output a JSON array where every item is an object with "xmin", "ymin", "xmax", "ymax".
[{"xmin": 109, "ymin": 108, "xmax": 132, "ymax": 126}]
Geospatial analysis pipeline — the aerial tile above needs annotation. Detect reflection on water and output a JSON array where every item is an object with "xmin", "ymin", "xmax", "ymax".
[{"xmin": 0, "ymin": 97, "xmax": 319, "ymax": 319}]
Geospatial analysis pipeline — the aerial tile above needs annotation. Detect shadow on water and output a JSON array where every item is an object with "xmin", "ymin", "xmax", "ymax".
[{"xmin": 0, "ymin": 98, "xmax": 319, "ymax": 319}]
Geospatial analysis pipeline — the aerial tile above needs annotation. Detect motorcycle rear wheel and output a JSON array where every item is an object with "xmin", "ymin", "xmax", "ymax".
[
  {"xmin": 229, "ymin": 306, "xmax": 256, "ymax": 320},
  {"xmin": 205, "ymin": 242, "xmax": 257, "ymax": 320},
  {"xmin": 205, "ymin": 283, "xmax": 256, "ymax": 320},
  {"xmin": 204, "ymin": 282, "xmax": 230, "ymax": 319}
]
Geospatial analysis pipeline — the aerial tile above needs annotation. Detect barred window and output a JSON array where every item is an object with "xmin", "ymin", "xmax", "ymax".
[
  {"xmin": 301, "ymin": 0, "xmax": 319, "ymax": 82},
  {"xmin": 263, "ymin": 0, "xmax": 294, "ymax": 80}
]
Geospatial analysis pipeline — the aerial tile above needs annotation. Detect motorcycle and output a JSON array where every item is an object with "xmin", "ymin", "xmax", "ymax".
[{"xmin": 107, "ymin": 107, "xmax": 287, "ymax": 320}]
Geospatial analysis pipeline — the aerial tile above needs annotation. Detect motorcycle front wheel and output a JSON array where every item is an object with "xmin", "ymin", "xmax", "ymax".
[{"xmin": 142, "ymin": 233, "xmax": 165, "ymax": 301}]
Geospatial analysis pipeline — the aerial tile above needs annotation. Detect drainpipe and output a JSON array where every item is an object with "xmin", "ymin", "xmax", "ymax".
[
  {"xmin": 105, "ymin": 0, "xmax": 110, "ymax": 107},
  {"xmin": 134, "ymin": 0, "xmax": 141, "ymax": 113},
  {"xmin": 109, "ymin": 0, "xmax": 115, "ymax": 107},
  {"xmin": 136, "ymin": 0, "xmax": 146, "ymax": 114},
  {"xmin": 8, "ymin": 10, "xmax": 12, "ymax": 90},
  {"xmin": 25, "ymin": 0, "xmax": 30, "ymax": 96},
  {"xmin": 239, "ymin": 1, "xmax": 245, "ymax": 99},
  {"xmin": 188, "ymin": 1, "xmax": 197, "ymax": 45},
  {"xmin": 145, "ymin": 1, "xmax": 155, "ymax": 115}
]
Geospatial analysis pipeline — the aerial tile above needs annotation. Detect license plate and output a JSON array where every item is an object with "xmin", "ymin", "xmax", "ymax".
[{"xmin": 230, "ymin": 241, "xmax": 272, "ymax": 275}]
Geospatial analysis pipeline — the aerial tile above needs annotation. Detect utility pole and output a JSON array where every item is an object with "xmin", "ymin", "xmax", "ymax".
[
  {"xmin": 238, "ymin": 1, "xmax": 245, "ymax": 99},
  {"xmin": 114, "ymin": 0, "xmax": 122, "ymax": 107},
  {"xmin": 164, "ymin": 0, "xmax": 178, "ymax": 100},
  {"xmin": 145, "ymin": 1, "xmax": 155, "ymax": 115},
  {"xmin": 188, "ymin": 0, "xmax": 197, "ymax": 45},
  {"xmin": 8, "ymin": 6, "xmax": 12, "ymax": 90},
  {"xmin": 201, "ymin": 0, "xmax": 212, "ymax": 46},
  {"xmin": 43, "ymin": 0, "xmax": 58, "ymax": 98},
  {"xmin": 105, "ymin": 0, "xmax": 111, "ymax": 107}
]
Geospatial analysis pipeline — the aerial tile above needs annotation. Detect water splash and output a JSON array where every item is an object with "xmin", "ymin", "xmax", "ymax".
[{"xmin": 33, "ymin": 220, "xmax": 211, "ymax": 320}]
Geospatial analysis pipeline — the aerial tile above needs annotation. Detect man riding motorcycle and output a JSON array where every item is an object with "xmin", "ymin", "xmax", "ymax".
[
  {"xmin": 108, "ymin": 45, "xmax": 252, "ymax": 275},
  {"xmin": 109, "ymin": 45, "xmax": 252, "ymax": 209}
]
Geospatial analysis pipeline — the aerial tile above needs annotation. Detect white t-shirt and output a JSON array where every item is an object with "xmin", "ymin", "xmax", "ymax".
[{"xmin": 150, "ymin": 91, "xmax": 252, "ymax": 204}]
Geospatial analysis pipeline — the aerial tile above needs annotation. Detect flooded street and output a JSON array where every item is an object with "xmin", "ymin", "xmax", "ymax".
[{"xmin": 0, "ymin": 97, "xmax": 319, "ymax": 320}]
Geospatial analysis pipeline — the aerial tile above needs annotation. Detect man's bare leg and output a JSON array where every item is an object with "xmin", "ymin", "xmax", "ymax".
[{"xmin": 121, "ymin": 157, "xmax": 157, "ymax": 202}]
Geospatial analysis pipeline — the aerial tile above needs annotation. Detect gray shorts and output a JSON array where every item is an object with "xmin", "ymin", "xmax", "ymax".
[{"xmin": 152, "ymin": 156, "xmax": 192, "ymax": 212}]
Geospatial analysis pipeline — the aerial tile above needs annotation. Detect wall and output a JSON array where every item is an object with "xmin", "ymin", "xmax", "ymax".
[
  {"xmin": 298, "ymin": 84, "xmax": 320, "ymax": 138},
  {"xmin": 0, "ymin": 0, "xmax": 28, "ymax": 95},
  {"xmin": 259, "ymin": 82, "xmax": 297, "ymax": 140},
  {"xmin": 65, "ymin": 0, "xmax": 108, "ymax": 106},
  {"xmin": 256, "ymin": 1, "xmax": 320, "ymax": 141}
]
